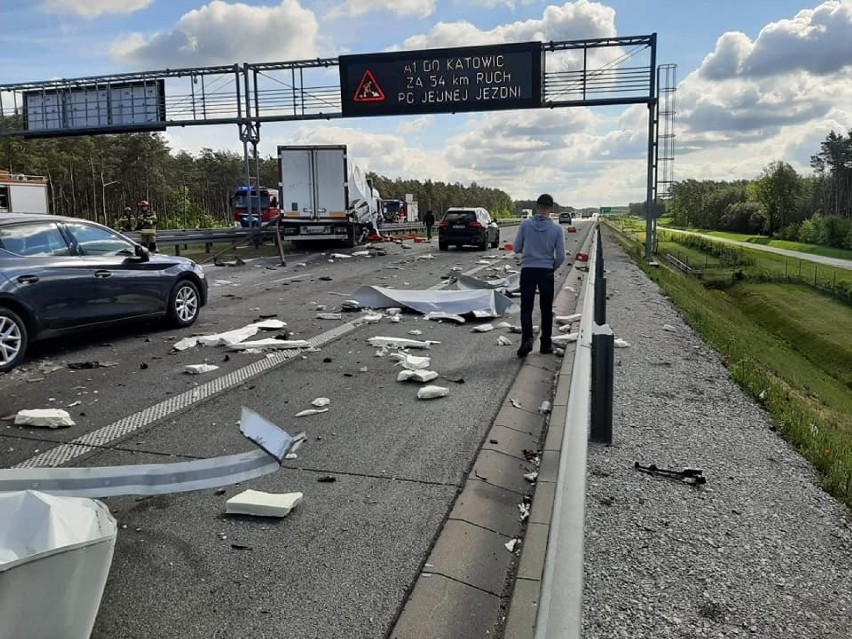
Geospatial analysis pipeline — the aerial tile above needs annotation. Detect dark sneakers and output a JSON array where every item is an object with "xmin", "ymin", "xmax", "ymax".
[
  {"xmin": 517, "ymin": 339, "xmax": 533, "ymax": 358},
  {"xmin": 540, "ymin": 341, "xmax": 553, "ymax": 354}
]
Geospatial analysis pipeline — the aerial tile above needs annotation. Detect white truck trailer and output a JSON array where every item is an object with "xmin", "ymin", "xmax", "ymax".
[
  {"xmin": 0, "ymin": 170, "xmax": 49, "ymax": 214},
  {"xmin": 277, "ymin": 145, "xmax": 380, "ymax": 247}
]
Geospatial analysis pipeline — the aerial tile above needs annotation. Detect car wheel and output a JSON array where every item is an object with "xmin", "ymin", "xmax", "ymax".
[
  {"xmin": 477, "ymin": 235, "xmax": 488, "ymax": 250},
  {"xmin": 168, "ymin": 280, "xmax": 201, "ymax": 327},
  {"xmin": 0, "ymin": 307, "xmax": 28, "ymax": 373},
  {"xmin": 490, "ymin": 232, "xmax": 500, "ymax": 249}
]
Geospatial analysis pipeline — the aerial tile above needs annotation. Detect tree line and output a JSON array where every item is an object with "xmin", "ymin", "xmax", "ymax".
[
  {"xmin": 652, "ymin": 129, "xmax": 852, "ymax": 249},
  {"xmin": 0, "ymin": 126, "xmax": 518, "ymax": 227}
]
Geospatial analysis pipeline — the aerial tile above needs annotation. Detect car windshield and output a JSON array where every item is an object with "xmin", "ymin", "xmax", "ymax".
[{"xmin": 443, "ymin": 211, "xmax": 475, "ymax": 223}]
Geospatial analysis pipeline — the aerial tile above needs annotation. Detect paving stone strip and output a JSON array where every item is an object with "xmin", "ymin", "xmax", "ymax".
[{"xmin": 582, "ymin": 227, "xmax": 852, "ymax": 638}]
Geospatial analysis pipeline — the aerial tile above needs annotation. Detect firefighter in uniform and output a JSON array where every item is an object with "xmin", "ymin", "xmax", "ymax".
[
  {"xmin": 115, "ymin": 206, "xmax": 135, "ymax": 232},
  {"xmin": 137, "ymin": 200, "xmax": 158, "ymax": 251}
]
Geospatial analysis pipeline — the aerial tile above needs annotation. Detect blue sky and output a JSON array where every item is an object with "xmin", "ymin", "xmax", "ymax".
[{"xmin": 2, "ymin": 0, "xmax": 851, "ymax": 207}]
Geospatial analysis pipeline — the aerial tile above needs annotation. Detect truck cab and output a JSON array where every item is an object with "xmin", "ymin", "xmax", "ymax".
[{"xmin": 231, "ymin": 185, "xmax": 280, "ymax": 227}]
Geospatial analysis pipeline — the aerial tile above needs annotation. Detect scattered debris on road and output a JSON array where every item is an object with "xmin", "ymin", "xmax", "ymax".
[
  {"xmin": 614, "ymin": 338, "xmax": 631, "ymax": 348},
  {"xmin": 552, "ymin": 332, "xmax": 579, "ymax": 344},
  {"xmin": 311, "ymin": 397, "xmax": 331, "ymax": 408},
  {"xmin": 505, "ymin": 538, "xmax": 521, "ymax": 553},
  {"xmin": 471, "ymin": 324, "xmax": 495, "ymax": 333},
  {"xmin": 425, "ymin": 311, "xmax": 466, "ymax": 324},
  {"xmin": 228, "ymin": 339, "xmax": 311, "ymax": 351},
  {"xmin": 225, "ymin": 489, "xmax": 303, "ymax": 518},
  {"xmin": 14, "ymin": 409, "xmax": 75, "ymax": 428},
  {"xmin": 539, "ymin": 401, "xmax": 552, "ymax": 414},
  {"xmin": 295, "ymin": 408, "xmax": 329, "ymax": 418},
  {"xmin": 523, "ymin": 471, "xmax": 538, "ymax": 483},
  {"xmin": 67, "ymin": 361, "xmax": 118, "ymax": 370},
  {"xmin": 634, "ymin": 461, "xmax": 706, "ymax": 486},
  {"xmin": 368, "ymin": 336, "xmax": 437, "ymax": 350},
  {"xmin": 497, "ymin": 335, "xmax": 512, "ymax": 346},
  {"xmin": 317, "ymin": 475, "xmax": 337, "ymax": 483},
  {"xmin": 417, "ymin": 385, "xmax": 449, "ymax": 400},
  {"xmin": 510, "ymin": 398, "xmax": 523, "ymax": 409},
  {"xmin": 389, "ymin": 353, "xmax": 431, "ymax": 370},
  {"xmin": 397, "ymin": 370, "xmax": 440, "ymax": 383},
  {"xmin": 184, "ymin": 364, "xmax": 219, "ymax": 375}
]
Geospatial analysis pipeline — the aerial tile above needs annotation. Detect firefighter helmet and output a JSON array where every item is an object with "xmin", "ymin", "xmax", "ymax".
[{"xmin": 139, "ymin": 200, "xmax": 150, "ymax": 207}]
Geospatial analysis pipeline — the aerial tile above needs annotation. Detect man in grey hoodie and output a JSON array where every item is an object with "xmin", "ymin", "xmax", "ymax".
[{"xmin": 513, "ymin": 193, "xmax": 566, "ymax": 357}]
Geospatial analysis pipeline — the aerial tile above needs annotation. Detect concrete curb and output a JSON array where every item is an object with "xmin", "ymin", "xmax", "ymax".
[{"xmin": 390, "ymin": 226, "xmax": 594, "ymax": 639}]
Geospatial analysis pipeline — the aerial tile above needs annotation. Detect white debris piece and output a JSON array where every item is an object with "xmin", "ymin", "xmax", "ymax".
[
  {"xmin": 552, "ymin": 332, "xmax": 580, "ymax": 344},
  {"xmin": 558, "ymin": 324, "xmax": 578, "ymax": 333},
  {"xmin": 539, "ymin": 401, "xmax": 552, "ymax": 414},
  {"xmin": 316, "ymin": 313, "xmax": 343, "ymax": 320},
  {"xmin": 523, "ymin": 471, "xmax": 538, "ymax": 483},
  {"xmin": 361, "ymin": 313, "xmax": 383, "ymax": 324},
  {"xmin": 229, "ymin": 339, "xmax": 311, "ymax": 351},
  {"xmin": 341, "ymin": 300, "xmax": 362, "ymax": 311},
  {"xmin": 329, "ymin": 253, "xmax": 352, "ymax": 259},
  {"xmin": 397, "ymin": 370, "xmax": 439, "ymax": 383},
  {"xmin": 477, "ymin": 260, "xmax": 491, "ymax": 265},
  {"xmin": 14, "ymin": 409, "xmax": 75, "ymax": 428},
  {"xmin": 518, "ymin": 503, "xmax": 530, "ymax": 521},
  {"xmin": 408, "ymin": 329, "xmax": 423, "ymax": 336},
  {"xmin": 386, "ymin": 308, "xmax": 402, "ymax": 316},
  {"xmin": 253, "ymin": 319, "xmax": 287, "ymax": 330},
  {"xmin": 173, "ymin": 336, "xmax": 201, "ymax": 351},
  {"xmin": 311, "ymin": 397, "xmax": 331, "ymax": 408},
  {"xmin": 424, "ymin": 312, "xmax": 466, "ymax": 324},
  {"xmin": 417, "ymin": 385, "xmax": 449, "ymax": 400},
  {"xmin": 390, "ymin": 353, "xmax": 431, "ymax": 370},
  {"xmin": 352, "ymin": 250, "xmax": 371, "ymax": 257},
  {"xmin": 505, "ymin": 538, "xmax": 520, "ymax": 553},
  {"xmin": 555, "ymin": 313, "xmax": 582, "ymax": 325},
  {"xmin": 510, "ymin": 398, "xmax": 522, "ymax": 409},
  {"xmin": 472, "ymin": 324, "xmax": 495, "ymax": 333},
  {"xmin": 614, "ymin": 338, "xmax": 631, "ymax": 348},
  {"xmin": 199, "ymin": 324, "xmax": 260, "ymax": 347},
  {"xmin": 563, "ymin": 285, "xmax": 577, "ymax": 293},
  {"xmin": 225, "ymin": 489, "xmax": 303, "ymax": 518},
  {"xmin": 367, "ymin": 336, "xmax": 436, "ymax": 350},
  {"xmin": 388, "ymin": 316, "xmax": 401, "ymax": 323},
  {"xmin": 184, "ymin": 364, "xmax": 220, "ymax": 375},
  {"xmin": 497, "ymin": 335, "xmax": 512, "ymax": 346},
  {"xmin": 663, "ymin": 324, "xmax": 677, "ymax": 332},
  {"xmin": 495, "ymin": 322, "xmax": 513, "ymax": 329},
  {"xmin": 295, "ymin": 408, "xmax": 329, "ymax": 418},
  {"xmin": 358, "ymin": 366, "xmax": 368, "ymax": 373},
  {"xmin": 415, "ymin": 254, "xmax": 435, "ymax": 260}
]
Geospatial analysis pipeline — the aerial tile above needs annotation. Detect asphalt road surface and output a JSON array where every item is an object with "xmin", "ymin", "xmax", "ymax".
[{"xmin": 0, "ymin": 221, "xmax": 593, "ymax": 639}]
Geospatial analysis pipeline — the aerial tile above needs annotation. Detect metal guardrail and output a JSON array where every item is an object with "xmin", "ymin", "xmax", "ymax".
[{"xmin": 125, "ymin": 218, "xmax": 522, "ymax": 254}]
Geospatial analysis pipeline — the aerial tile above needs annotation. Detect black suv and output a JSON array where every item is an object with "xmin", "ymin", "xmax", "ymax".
[
  {"xmin": 0, "ymin": 213, "xmax": 208, "ymax": 372},
  {"xmin": 437, "ymin": 207, "xmax": 500, "ymax": 251}
]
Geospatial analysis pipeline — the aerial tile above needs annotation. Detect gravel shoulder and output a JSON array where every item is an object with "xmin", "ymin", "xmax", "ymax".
[{"xmin": 582, "ymin": 228, "xmax": 852, "ymax": 638}]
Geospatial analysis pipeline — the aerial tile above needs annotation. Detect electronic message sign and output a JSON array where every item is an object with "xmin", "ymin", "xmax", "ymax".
[{"xmin": 339, "ymin": 42, "xmax": 543, "ymax": 118}]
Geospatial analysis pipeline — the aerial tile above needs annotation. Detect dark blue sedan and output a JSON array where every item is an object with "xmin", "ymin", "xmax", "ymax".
[{"xmin": 0, "ymin": 213, "xmax": 208, "ymax": 372}]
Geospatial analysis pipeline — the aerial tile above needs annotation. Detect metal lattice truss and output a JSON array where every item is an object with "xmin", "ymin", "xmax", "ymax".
[{"xmin": 0, "ymin": 36, "xmax": 658, "ymax": 136}]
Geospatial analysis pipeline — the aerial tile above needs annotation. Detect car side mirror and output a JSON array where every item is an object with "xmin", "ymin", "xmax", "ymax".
[{"xmin": 134, "ymin": 245, "xmax": 150, "ymax": 262}]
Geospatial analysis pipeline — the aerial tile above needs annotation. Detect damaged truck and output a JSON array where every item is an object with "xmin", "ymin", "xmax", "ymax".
[{"xmin": 276, "ymin": 145, "xmax": 381, "ymax": 248}]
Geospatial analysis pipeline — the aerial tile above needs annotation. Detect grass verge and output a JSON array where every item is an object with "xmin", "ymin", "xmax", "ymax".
[{"xmin": 604, "ymin": 220, "xmax": 852, "ymax": 510}]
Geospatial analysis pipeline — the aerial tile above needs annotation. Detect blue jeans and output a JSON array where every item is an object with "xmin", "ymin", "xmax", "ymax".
[{"xmin": 520, "ymin": 267, "xmax": 554, "ymax": 345}]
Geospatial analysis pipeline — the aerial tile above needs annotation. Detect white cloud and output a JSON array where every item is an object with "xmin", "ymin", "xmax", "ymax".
[
  {"xmin": 700, "ymin": 1, "xmax": 852, "ymax": 79},
  {"xmin": 111, "ymin": 0, "xmax": 318, "ymax": 68},
  {"xmin": 327, "ymin": 0, "xmax": 435, "ymax": 19},
  {"xmin": 401, "ymin": 0, "xmax": 616, "ymax": 50},
  {"xmin": 42, "ymin": 0, "xmax": 153, "ymax": 19}
]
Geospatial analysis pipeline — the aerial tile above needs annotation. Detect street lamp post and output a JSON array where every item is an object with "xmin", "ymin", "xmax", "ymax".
[{"xmin": 102, "ymin": 180, "xmax": 119, "ymax": 227}]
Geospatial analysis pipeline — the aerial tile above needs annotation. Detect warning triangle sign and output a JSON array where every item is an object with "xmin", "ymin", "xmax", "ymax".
[{"xmin": 353, "ymin": 69, "xmax": 385, "ymax": 103}]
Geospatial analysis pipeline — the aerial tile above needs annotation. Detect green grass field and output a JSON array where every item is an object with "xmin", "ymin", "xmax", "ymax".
[
  {"xmin": 656, "ymin": 218, "xmax": 852, "ymax": 262},
  {"xmin": 605, "ymin": 219, "xmax": 852, "ymax": 509}
]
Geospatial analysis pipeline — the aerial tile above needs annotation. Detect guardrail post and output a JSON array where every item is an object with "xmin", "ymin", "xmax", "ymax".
[
  {"xmin": 174, "ymin": 244, "xmax": 181, "ymax": 256},
  {"xmin": 205, "ymin": 242, "xmax": 212, "ymax": 254},
  {"xmin": 590, "ymin": 323, "xmax": 614, "ymax": 444}
]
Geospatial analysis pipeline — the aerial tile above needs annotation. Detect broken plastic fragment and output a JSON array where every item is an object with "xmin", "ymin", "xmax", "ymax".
[
  {"xmin": 229, "ymin": 339, "xmax": 311, "ymax": 351},
  {"xmin": 510, "ymin": 398, "xmax": 522, "ymax": 409},
  {"xmin": 225, "ymin": 489, "xmax": 303, "ymax": 518},
  {"xmin": 417, "ymin": 385, "xmax": 449, "ymax": 400},
  {"xmin": 185, "ymin": 364, "xmax": 219, "ymax": 375},
  {"xmin": 552, "ymin": 332, "xmax": 579, "ymax": 344},
  {"xmin": 173, "ymin": 336, "xmax": 201, "ymax": 351},
  {"xmin": 361, "ymin": 313, "xmax": 383, "ymax": 324},
  {"xmin": 253, "ymin": 319, "xmax": 287, "ymax": 330},
  {"xmin": 367, "ymin": 336, "xmax": 436, "ymax": 350},
  {"xmin": 523, "ymin": 471, "xmax": 538, "ymax": 483},
  {"xmin": 505, "ymin": 538, "xmax": 520, "ymax": 552},
  {"xmin": 424, "ymin": 311, "xmax": 466, "ymax": 324},
  {"xmin": 539, "ymin": 401, "xmax": 552, "ymax": 414},
  {"xmin": 316, "ymin": 313, "xmax": 343, "ymax": 320},
  {"xmin": 662, "ymin": 324, "xmax": 676, "ymax": 332},
  {"xmin": 389, "ymin": 353, "xmax": 431, "ymax": 370},
  {"xmin": 397, "ymin": 370, "xmax": 439, "ymax": 383},
  {"xmin": 471, "ymin": 324, "xmax": 495, "ymax": 333},
  {"xmin": 614, "ymin": 338, "xmax": 631, "ymax": 348},
  {"xmin": 295, "ymin": 408, "xmax": 329, "ymax": 418},
  {"xmin": 555, "ymin": 313, "xmax": 581, "ymax": 325},
  {"xmin": 497, "ymin": 335, "xmax": 512, "ymax": 346},
  {"xmin": 311, "ymin": 397, "xmax": 331, "ymax": 408},
  {"xmin": 495, "ymin": 321, "xmax": 513, "ymax": 329},
  {"xmin": 14, "ymin": 409, "xmax": 75, "ymax": 428},
  {"xmin": 408, "ymin": 330, "xmax": 423, "ymax": 336}
]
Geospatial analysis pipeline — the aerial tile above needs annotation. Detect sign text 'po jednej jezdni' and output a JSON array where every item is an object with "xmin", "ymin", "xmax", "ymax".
[{"xmin": 339, "ymin": 42, "xmax": 543, "ymax": 117}]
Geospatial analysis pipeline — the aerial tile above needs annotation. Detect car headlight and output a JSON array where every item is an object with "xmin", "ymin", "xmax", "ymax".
[{"xmin": 195, "ymin": 264, "xmax": 206, "ymax": 279}]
